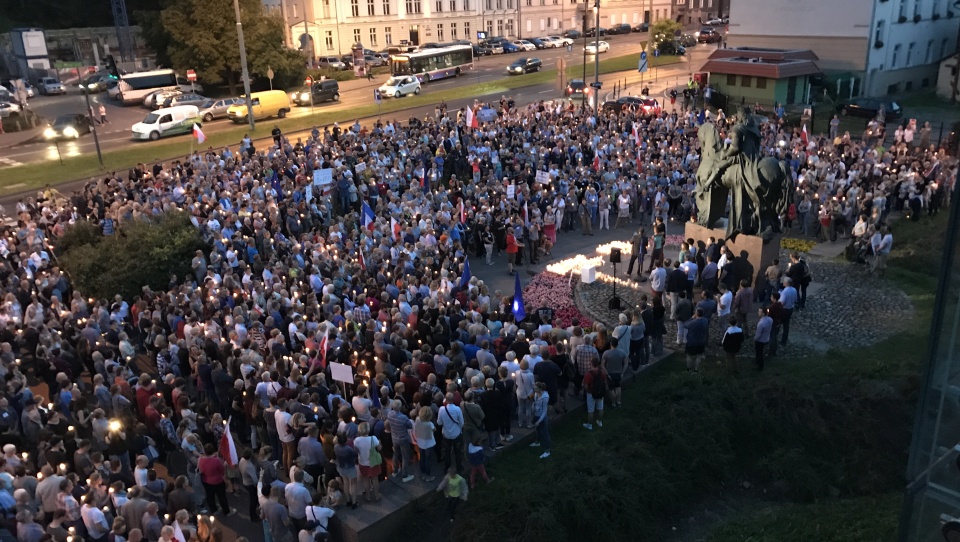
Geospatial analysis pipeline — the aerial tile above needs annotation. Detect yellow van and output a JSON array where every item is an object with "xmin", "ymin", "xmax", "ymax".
[{"xmin": 227, "ymin": 90, "xmax": 291, "ymax": 123}]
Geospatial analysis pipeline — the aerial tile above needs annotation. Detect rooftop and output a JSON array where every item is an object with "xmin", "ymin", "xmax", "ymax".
[{"xmin": 701, "ymin": 47, "xmax": 822, "ymax": 79}]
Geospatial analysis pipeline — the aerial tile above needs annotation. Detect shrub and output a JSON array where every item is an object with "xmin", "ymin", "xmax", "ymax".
[
  {"xmin": 60, "ymin": 212, "xmax": 207, "ymax": 300},
  {"xmin": 780, "ymin": 237, "xmax": 817, "ymax": 254}
]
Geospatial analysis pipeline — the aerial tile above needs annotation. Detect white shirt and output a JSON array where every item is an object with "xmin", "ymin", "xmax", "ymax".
[
  {"xmin": 275, "ymin": 410, "xmax": 294, "ymax": 443},
  {"xmin": 718, "ymin": 291, "xmax": 733, "ymax": 317}
]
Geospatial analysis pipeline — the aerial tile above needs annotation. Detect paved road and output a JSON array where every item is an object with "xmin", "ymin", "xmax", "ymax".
[{"xmin": 3, "ymin": 34, "xmax": 666, "ymax": 166}]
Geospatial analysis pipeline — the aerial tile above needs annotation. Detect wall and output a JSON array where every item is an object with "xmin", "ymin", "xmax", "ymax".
[
  {"xmin": 936, "ymin": 55, "xmax": 958, "ymax": 100},
  {"xmin": 865, "ymin": 62, "xmax": 940, "ymax": 96},
  {"xmin": 728, "ymin": 0, "xmax": 871, "ymax": 38},
  {"xmin": 726, "ymin": 34, "xmax": 869, "ymax": 72},
  {"xmin": 711, "ymin": 72, "xmax": 777, "ymax": 106}
]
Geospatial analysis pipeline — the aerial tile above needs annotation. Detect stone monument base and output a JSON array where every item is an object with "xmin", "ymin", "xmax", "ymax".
[{"xmin": 683, "ymin": 223, "xmax": 781, "ymax": 291}]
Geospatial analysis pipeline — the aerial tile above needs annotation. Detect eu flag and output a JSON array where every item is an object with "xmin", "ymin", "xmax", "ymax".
[
  {"xmin": 460, "ymin": 256, "xmax": 471, "ymax": 289},
  {"xmin": 512, "ymin": 272, "xmax": 526, "ymax": 322}
]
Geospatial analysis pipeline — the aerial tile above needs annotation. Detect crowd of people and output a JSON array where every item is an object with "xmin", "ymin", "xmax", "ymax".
[{"xmin": 0, "ymin": 89, "xmax": 953, "ymax": 542}]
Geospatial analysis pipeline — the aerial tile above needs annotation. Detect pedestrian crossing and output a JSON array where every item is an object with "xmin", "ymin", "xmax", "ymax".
[{"xmin": 0, "ymin": 157, "xmax": 23, "ymax": 168}]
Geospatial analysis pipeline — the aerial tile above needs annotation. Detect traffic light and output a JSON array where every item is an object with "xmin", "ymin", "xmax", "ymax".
[{"xmin": 106, "ymin": 55, "xmax": 119, "ymax": 78}]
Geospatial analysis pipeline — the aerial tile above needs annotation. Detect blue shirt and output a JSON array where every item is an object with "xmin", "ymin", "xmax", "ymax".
[{"xmin": 779, "ymin": 286, "xmax": 798, "ymax": 309}]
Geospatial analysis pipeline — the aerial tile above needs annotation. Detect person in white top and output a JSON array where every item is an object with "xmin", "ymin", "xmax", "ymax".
[
  {"xmin": 275, "ymin": 402, "xmax": 296, "ymax": 472},
  {"xmin": 717, "ymin": 283, "xmax": 733, "ymax": 318},
  {"xmin": 351, "ymin": 385, "xmax": 373, "ymax": 423}
]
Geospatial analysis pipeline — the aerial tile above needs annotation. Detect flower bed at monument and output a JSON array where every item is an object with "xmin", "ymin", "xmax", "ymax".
[{"xmin": 522, "ymin": 272, "xmax": 593, "ymax": 328}]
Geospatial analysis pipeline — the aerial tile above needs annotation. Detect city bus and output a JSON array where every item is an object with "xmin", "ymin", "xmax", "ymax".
[
  {"xmin": 390, "ymin": 45, "xmax": 473, "ymax": 83},
  {"xmin": 115, "ymin": 69, "xmax": 179, "ymax": 105}
]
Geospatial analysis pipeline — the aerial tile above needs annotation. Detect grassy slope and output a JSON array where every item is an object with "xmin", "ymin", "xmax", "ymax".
[{"xmin": 1, "ymin": 52, "xmax": 680, "ymax": 196}]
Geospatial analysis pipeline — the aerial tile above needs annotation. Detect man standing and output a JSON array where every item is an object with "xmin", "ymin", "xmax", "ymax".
[
  {"xmin": 649, "ymin": 259, "xmax": 667, "ymax": 302},
  {"xmin": 683, "ymin": 308, "xmax": 709, "ymax": 372},
  {"xmin": 721, "ymin": 317, "xmax": 744, "ymax": 373},
  {"xmin": 767, "ymin": 291, "xmax": 785, "ymax": 357},
  {"xmin": 785, "ymin": 252, "xmax": 811, "ymax": 310},
  {"xmin": 436, "ymin": 393, "xmax": 465, "ymax": 473},
  {"xmin": 732, "ymin": 279, "xmax": 753, "ymax": 331},
  {"xmin": 778, "ymin": 278, "xmax": 798, "ymax": 348},
  {"xmin": 99, "ymin": 103, "xmax": 108, "ymax": 124},
  {"xmin": 581, "ymin": 358, "xmax": 607, "ymax": 430},
  {"xmin": 754, "ymin": 308, "xmax": 773, "ymax": 371},
  {"xmin": 665, "ymin": 259, "xmax": 686, "ymax": 320},
  {"xmin": 872, "ymin": 226, "xmax": 893, "ymax": 277},
  {"xmin": 627, "ymin": 228, "xmax": 647, "ymax": 279}
]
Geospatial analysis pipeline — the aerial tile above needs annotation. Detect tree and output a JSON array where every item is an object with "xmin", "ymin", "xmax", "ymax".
[
  {"xmin": 142, "ymin": 0, "xmax": 304, "ymax": 94},
  {"xmin": 650, "ymin": 19, "xmax": 683, "ymax": 48}
]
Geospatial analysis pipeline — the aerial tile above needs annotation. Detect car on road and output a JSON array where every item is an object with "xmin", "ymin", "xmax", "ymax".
[
  {"xmin": 507, "ymin": 57, "xmax": 542, "ymax": 74},
  {"xmin": 548, "ymin": 35, "xmax": 574, "ymax": 46},
  {"xmin": 480, "ymin": 42, "xmax": 504, "ymax": 55},
  {"xmin": 292, "ymin": 80, "xmax": 341, "ymax": 105},
  {"xmin": 473, "ymin": 45, "xmax": 490, "ymax": 56},
  {"xmin": 82, "ymin": 74, "xmax": 115, "ymax": 93},
  {"xmin": 3, "ymin": 81, "xmax": 35, "ymax": 98},
  {"xmin": 132, "ymin": 105, "xmax": 201, "ymax": 141},
  {"xmin": 704, "ymin": 17, "xmax": 724, "ymax": 25},
  {"xmin": 0, "ymin": 102, "xmax": 22, "ymax": 118},
  {"xmin": 657, "ymin": 41, "xmax": 687, "ymax": 55},
  {"xmin": 565, "ymin": 79, "xmax": 588, "ymax": 100},
  {"xmin": 602, "ymin": 96, "xmax": 645, "ymax": 114},
  {"xmin": 584, "ymin": 40, "xmax": 610, "ymax": 54},
  {"xmin": 678, "ymin": 34, "xmax": 698, "ymax": 47},
  {"xmin": 317, "ymin": 56, "xmax": 348, "ymax": 70},
  {"xmin": 632, "ymin": 23, "xmax": 650, "ymax": 33},
  {"xmin": 563, "ymin": 29, "xmax": 583, "ymax": 39},
  {"xmin": 512, "ymin": 40, "xmax": 537, "ymax": 51},
  {"xmin": 43, "ymin": 113, "xmax": 92, "ymax": 140},
  {"xmin": 421, "ymin": 42, "xmax": 442, "ymax": 49},
  {"xmin": 37, "ymin": 77, "xmax": 66, "ymax": 96},
  {"xmin": 148, "ymin": 89, "xmax": 183, "ymax": 109},
  {"xmin": 527, "ymin": 37, "xmax": 548, "ymax": 49},
  {"xmin": 0, "ymin": 88, "xmax": 19, "ymax": 106},
  {"xmin": 365, "ymin": 54, "xmax": 387, "ymax": 67},
  {"xmin": 227, "ymin": 90, "xmax": 291, "ymax": 122},
  {"xmin": 162, "ymin": 93, "xmax": 208, "ymax": 109},
  {"xmin": 501, "ymin": 42, "xmax": 521, "ymax": 53},
  {"xmin": 584, "ymin": 27, "xmax": 607, "ymax": 37},
  {"xmin": 539, "ymin": 36, "xmax": 561, "ymax": 47},
  {"xmin": 379, "ymin": 76, "xmax": 421, "ymax": 98},
  {"xmin": 176, "ymin": 77, "xmax": 204, "ymax": 93},
  {"xmin": 198, "ymin": 97, "xmax": 243, "ymax": 121},
  {"xmin": 836, "ymin": 97, "xmax": 902, "ymax": 120},
  {"xmin": 697, "ymin": 27, "xmax": 722, "ymax": 43},
  {"xmin": 609, "ymin": 24, "xmax": 632, "ymax": 35}
]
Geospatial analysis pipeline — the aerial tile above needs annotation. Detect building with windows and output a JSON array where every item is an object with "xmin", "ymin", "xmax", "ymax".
[
  {"xmin": 672, "ymin": 0, "xmax": 724, "ymax": 25},
  {"xmin": 726, "ymin": 0, "xmax": 958, "ymax": 97},
  {"xmin": 268, "ymin": 0, "xmax": 672, "ymax": 58},
  {"xmin": 700, "ymin": 47, "xmax": 822, "ymax": 106}
]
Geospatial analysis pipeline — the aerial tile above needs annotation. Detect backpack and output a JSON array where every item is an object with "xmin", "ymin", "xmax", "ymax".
[
  {"xmin": 800, "ymin": 259, "xmax": 813, "ymax": 285},
  {"xmin": 590, "ymin": 369, "xmax": 608, "ymax": 399}
]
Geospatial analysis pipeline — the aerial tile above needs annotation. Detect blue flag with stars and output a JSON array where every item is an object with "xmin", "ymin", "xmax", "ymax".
[{"xmin": 460, "ymin": 256, "xmax": 472, "ymax": 290}]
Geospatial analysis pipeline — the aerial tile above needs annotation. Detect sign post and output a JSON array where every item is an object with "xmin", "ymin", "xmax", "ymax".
[
  {"xmin": 266, "ymin": 66, "xmax": 274, "ymax": 90},
  {"xmin": 186, "ymin": 69, "xmax": 196, "ymax": 92},
  {"xmin": 638, "ymin": 50, "xmax": 648, "ymax": 87},
  {"xmin": 653, "ymin": 48, "xmax": 660, "ymax": 83}
]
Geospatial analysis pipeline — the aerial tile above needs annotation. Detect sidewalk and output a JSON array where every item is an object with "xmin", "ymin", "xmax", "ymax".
[{"xmin": 0, "ymin": 126, "xmax": 41, "ymax": 151}]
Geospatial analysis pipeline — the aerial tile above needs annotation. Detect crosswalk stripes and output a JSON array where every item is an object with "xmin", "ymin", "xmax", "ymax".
[{"xmin": 0, "ymin": 157, "xmax": 22, "ymax": 168}]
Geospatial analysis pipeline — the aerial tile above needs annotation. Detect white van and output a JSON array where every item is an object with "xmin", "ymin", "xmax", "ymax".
[{"xmin": 131, "ymin": 105, "xmax": 201, "ymax": 141}]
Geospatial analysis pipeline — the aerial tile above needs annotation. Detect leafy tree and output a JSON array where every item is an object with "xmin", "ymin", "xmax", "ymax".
[
  {"xmin": 143, "ymin": 0, "xmax": 304, "ymax": 94},
  {"xmin": 650, "ymin": 19, "xmax": 683, "ymax": 47},
  {"xmin": 60, "ymin": 213, "xmax": 207, "ymax": 301}
]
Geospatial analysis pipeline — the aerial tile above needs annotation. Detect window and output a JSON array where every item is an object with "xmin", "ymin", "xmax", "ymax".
[
  {"xmin": 527, "ymin": 19, "xmax": 533, "ymax": 31},
  {"xmin": 354, "ymin": 28, "xmax": 361, "ymax": 42},
  {"xmin": 907, "ymin": 41, "xmax": 915, "ymax": 65},
  {"xmin": 451, "ymin": 22, "xmax": 458, "ymax": 39},
  {"xmin": 506, "ymin": 19, "xmax": 514, "ymax": 35},
  {"xmin": 874, "ymin": 20, "xmax": 884, "ymax": 43},
  {"xmin": 914, "ymin": 0, "xmax": 922, "ymax": 17},
  {"xmin": 507, "ymin": 0, "xmax": 513, "ymax": 7},
  {"xmin": 383, "ymin": 0, "xmax": 391, "ymax": 13},
  {"xmin": 385, "ymin": 27, "xmax": 393, "ymax": 44},
  {"xmin": 486, "ymin": 20, "xmax": 493, "ymax": 35},
  {"xmin": 755, "ymin": 77, "xmax": 767, "ymax": 89},
  {"xmin": 540, "ymin": 18, "xmax": 546, "ymax": 30},
  {"xmin": 436, "ymin": 0, "xmax": 443, "ymax": 11},
  {"xmin": 464, "ymin": 22, "xmax": 471, "ymax": 38},
  {"xmin": 497, "ymin": 18, "xmax": 504, "ymax": 36},
  {"xmin": 437, "ymin": 23, "xmax": 444, "ymax": 40},
  {"xmin": 351, "ymin": 0, "xmax": 359, "ymax": 15},
  {"xmin": 463, "ymin": 0, "xmax": 469, "ymax": 8},
  {"xmin": 292, "ymin": 3, "xmax": 298, "ymax": 17},
  {"xmin": 926, "ymin": 40, "xmax": 934, "ymax": 63},
  {"xmin": 406, "ymin": 0, "xmax": 421, "ymax": 13},
  {"xmin": 485, "ymin": 0, "xmax": 491, "ymax": 8},
  {"xmin": 369, "ymin": 28, "xmax": 378, "ymax": 45},
  {"xmin": 526, "ymin": 0, "xmax": 532, "ymax": 5},
  {"xmin": 540, "ymin": 0, "xmax": 545, "ymax": 5},
  {"xmin": 725, "ymin": 74, "xmax": 736, "ymax": 86},
  {"xmin": 498, "ymin": 0, "xmax": 504, "ymax": 8},
  {"xmin": 741, "ymin": 75, "xmax": 752, "ymax": 87},
  {"xmin": 899, "ymin": 0, "xmax": 907, "ymax": 18},
  {"xmin": 892, "ymin": 43, "xmax": 901, "ymax": 67},
  {"xmin": 368, "ymin": 0, "xmax": 376, "ymax": 14},
  {"xmin": 325, "ymin": 31, "xmax": 334, "ymax": 50},
  {"xmin": 450, "ymin": 0, "xmax": 456, "ymax": 9}
]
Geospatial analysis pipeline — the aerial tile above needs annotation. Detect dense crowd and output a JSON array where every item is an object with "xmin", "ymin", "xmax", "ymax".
[{"xmin": 0, "ymin": 91, "xmax": 953, "ymax": 542}]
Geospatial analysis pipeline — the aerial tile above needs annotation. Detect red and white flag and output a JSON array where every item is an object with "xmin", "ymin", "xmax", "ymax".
[
  {"xmin": 632, "ymin": 122, "xmax": 641, "ymax": 146},
  {"xmin": 319, "ymin": 326, "xmax": 329, "ymax": 368},
  {"xmin": 523, "ymin": 201, "xmax": 529, "ymax": 224},
  {"xmin": 174, "ymin": 521, "xmax": 188, "ymax": 542},
  {"xmin": 593, "ymin": 154, "xmax": 601, "ymax": 171},
  {"xmin": 465, "ymin": 107, "xmax": 478, "ymax": 129},
  {"xmin": 219, "ymin": 417, "xmax": 238, "ymax": 466},
  {"xmin": 358, "ymin": 247, "xmax": 367, "ymax": 271},
  {"xmin": 801, "ymin": 124, "xmax": 809, "ymax": 145},
  {"xmin": 390, "ymin": 217, "xmax": 401, "ymax": 240},
  {"xmin": 459, "ymin": 199, "xmax": 466, "ymax": 223},
  {"xmin": 192, "ymin": 123, "xmax": 206, "ymax": 144}
]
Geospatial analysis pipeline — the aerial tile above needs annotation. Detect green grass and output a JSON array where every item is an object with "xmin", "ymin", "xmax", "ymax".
[
  {"xmin": 707, "ymin": 492, "xmax": 902, "ymax": 542},
  {"xmin": 0, "ymin": 51, "xmax": 680, "ymax": 196}
]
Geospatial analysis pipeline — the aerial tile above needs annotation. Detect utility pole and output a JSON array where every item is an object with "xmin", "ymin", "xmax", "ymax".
[
  {"xmin": 593, "ymin": 0, "xmax": 600, "ymax": 118},
  {"xmin": 75, "ymin": 33, "xmax": 104, "ymax": 168},
  {"xmin": 233, "ymin": 0, "xmax": 255, "ymax": 130}
]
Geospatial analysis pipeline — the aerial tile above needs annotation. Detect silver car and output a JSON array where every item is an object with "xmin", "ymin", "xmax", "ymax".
[
  {"xmin": 37, "ymin": 77, "xmax": 66, "ymax": 95},
  {"xmin": 317, "ymin": 56, "xmax": 347, "ymax": 70},
  {"xmin": 145, "ymin": 89, "xmax": 182, "ymax": 109},
  {"xmin": 161, "ymin": 92, "xmax": 207, "ymax": 108},
  {"xmin": 198, "ymin": 97, "xmax": 242, "ymax": 122}
]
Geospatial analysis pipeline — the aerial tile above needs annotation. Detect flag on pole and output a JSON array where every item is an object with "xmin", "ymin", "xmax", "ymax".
[
  {"xmin": 593, "ymin": 154, "xmax": 600, "ymax": 171},
  {"xmin": 697, "ymin": 109, "xmax": 706, "ymax": 125},
  {"xmin": 512, "ymin": 272, "xmax": 526, "ymax": 322},
  {"xmin": 632, "ymin": 122, "xmax": 641, "ymax": 146},
  {"xmin": 465, "ymin": 106, "xmax": 478, "ymax": 129},
  {"xmin": 459, "ymin": 256, "xmax": 472, "ymax": 289},
  {"xmin": 358, "ymin": 246, "xmax": 367, "ymax": 271},
  {"xmin": 524, "ymin": 201, "xmax": 529, "ymax": 225},
  {"xmin": 219, "ymin": 417, "xmax": 238, "ymax": 466},
  {"xmin": 270, "ymin": 169, "xmax": 282, "ymax": 196},
  {"xmin": 361, "ymin": 201, "xmax": 376, "ymax": 231},
  {"xmin": 801, "ymin": 124, "xmax": 809, "ymax": 145},
  {"xmin": 174, "ymin": 521, "xmax": 188, "ymax": 542},
  {"xmin": 319, "ymin": 325, "xmax": 329, "ymax": 368},
  {"xmin": 192, "ymin": 123, "xmax": 206, "ymax": 144},
  {"xmin": 459, "ymin": 199, "xmax": 466, "ymax": 224}
]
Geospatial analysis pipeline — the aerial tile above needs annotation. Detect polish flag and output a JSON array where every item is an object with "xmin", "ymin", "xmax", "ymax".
[
  {"xmin": 524, "ymin": 201, "xmax": 529, "ymax": 224},
  {"xmin": 632, "ymin": 122, "xmax": 641, "ymax": 146},
  {"xmin": 459, "ymin": 199, "xmax": 466, "ymax": 223},
  {"xmin": 593, "ymin": 154, "xmax": 600, "ymax": 171},
  {"xmin": 390, "ymin": 217, "xmax": 401, "ymax": 240},
  {"xmin": 218, "ymin": 417, "xmax": 238, "ymax": 466},
  {"xmin": 358, "ymin": 247, "xmax": 367, "ymax": 271},
  {"xmin": 465, "ymin": 106, "xmax": 478, "ymax": 129},
  {"xmin": 801, "ymin": 124, "xmax": 809, "ymax": 145},
  {"xmin": 319, "ymin": 326, "xmax": 329, "ymax": 368},
  {"xmin": 192, "ymin": 124, "xmax": 206, "ymax": 144},
  {"xmin": 174, "ymin": 521, "xmax": 188, "ymax": 542}
]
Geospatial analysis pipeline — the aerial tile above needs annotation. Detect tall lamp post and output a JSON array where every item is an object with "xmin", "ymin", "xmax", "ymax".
[
  {"xmin": 593, "ymin": 0, "xmax": 600, "ymax": 117},
  {"xmin": 233, "ymin": 0, "xmax": 255, "ymax": 130}
]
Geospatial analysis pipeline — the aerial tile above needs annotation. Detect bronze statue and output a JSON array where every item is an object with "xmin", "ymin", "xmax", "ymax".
[{"xmin": 695, "ymin": 106, "xmax": 792, "ymax": 240}]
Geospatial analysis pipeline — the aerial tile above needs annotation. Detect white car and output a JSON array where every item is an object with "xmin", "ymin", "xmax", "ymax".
[
  {"xmin": 379, "ymin": 76, "xmax": 421, "ymax": 98},
  {"xmin": 512, "ymin": 40, "xmax": 537, "ymax": 52},
  {"xmin": 0, "ymin": 102, "xmax": 22, "ymax": 118},
  {"xmin": 144, "ymin": 89, "xmax": 182, "ymax": 109},
  {"xmin": 704, "ymin": 17, "xmax": 724, "ymax": 25},
  {"xmin": 539, "ymin": 36, "xmax": 561, "ymax": 48},
  {"xmin": 584, "ymin": 40, "xmax": 610, "ymax": 54},
  {"xmin": 548, "ymin": 35, "xmax": 574, "ymax": 46},
  {"xmin": 37, "ymin": 77, "xmax": 66, "ymax": 95}
]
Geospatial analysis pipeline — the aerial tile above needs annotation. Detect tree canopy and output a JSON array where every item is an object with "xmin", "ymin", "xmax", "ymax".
[{"xmin": 650, "ymin": 19, "xmax": 683, "ymax": 47}]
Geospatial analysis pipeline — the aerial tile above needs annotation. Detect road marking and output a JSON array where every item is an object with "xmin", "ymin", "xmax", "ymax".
[
  {"xmin": 5, "ymin": 184, "xmax": 24, "ymax": 189},
  {"xmin": 539, "ymin": 90, "xmax": 553, "ymax": 94},
  {"xmin": 0, "ymin": 158, "xmax": 24, "ymax": 168}
]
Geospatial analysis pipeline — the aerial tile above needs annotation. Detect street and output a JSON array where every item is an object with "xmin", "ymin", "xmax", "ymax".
[{"xmin": 0, "ymin": 33, "xmax": 701, "ymax": 168}]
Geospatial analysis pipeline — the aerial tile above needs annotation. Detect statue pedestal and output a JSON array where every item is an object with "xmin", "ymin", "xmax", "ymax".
[{"xmin": 683, "ymin": 223, "xmax": 781, "ymax": 291}]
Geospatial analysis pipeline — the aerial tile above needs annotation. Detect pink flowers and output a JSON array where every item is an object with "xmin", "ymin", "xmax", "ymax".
[
  {"xmin": 523, "ymin": 272, "xmax": 593, "ymax": 328},
  {"xmin": 665, "ymin": 234, "xmax": 686, "ymax": 248}
]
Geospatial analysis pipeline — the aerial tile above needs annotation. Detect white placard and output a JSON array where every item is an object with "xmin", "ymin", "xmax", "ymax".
[
  {"xmin": 535, "ymin": 170, "xmax": 551, "ymax": 184},
  {"xmin": 330, "ymin": 362, "xmax": 354, "ymax": 384},
  {"xmin": 506, "ymin": 184, "xmax": 516, "ymax": 200},
  {"xmin": 355, "ymin": 162, "xmax": 366, "ymax": 173},
  {"xmin": 313, "ymin": 168, "xmax": 333, "ymax": 196}
]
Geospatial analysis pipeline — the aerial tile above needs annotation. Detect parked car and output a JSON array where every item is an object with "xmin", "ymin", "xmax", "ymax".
[
  {"xmin": 0, "ymin": 88, "xmax": 18, "ymax": 106},
  {"xmin": 198, "ymin": 97, "xmax": 242, "ymax": 121},
  {"xmin": 584, "ymin": 27, "xmax": 607, "ymax": 37},
  {"xmin": 609, "ymin": 24, "xmax": 632, "ymax": 35},
  {"xmin": 704, "ymin": 17, "xmax": 724, "ymax": 25},
  {"xmin": 527, "ymin": 38, "xmax": 548, "ymax": 49},
  {"xmin": 161, "ymin": 92, "xmax": 208, "ymax": 109},
  {"xmin": 379, "ymin": 75, "xmax": 421, "ymax": 98},
  {"xmin": 565, "ymin": 79, "xmax": 587, "ymax": 100},
  {"xmin": 339, "ymin": 56, "xmax": 355, "ymax": 70},
  {"xmin": 481, "ymin": 42, "xmax": 505, "ymax": 54},
  {"xmin": 632, "ymin": 22, "xmax": 650, "ymax": 32},
  {"xmin": 657, "ymin": 41, "xmax": 686, "ymax": 55},
  {"xmin": 836, "ymin": 97, "xmax": 902, "ymax": 120},
  {"xmin": 602, "ymin": 96, "xmax": 645, "ymax": 114},
  {"xmin": 420, "ymin": 42, "xmax": 442, "ymax": 49},
  {"xmin": 678, "ymin": 34, "xmax": 698, "ymax": 47},
  {"xmin": 512, "ymin": 40, "xmax": 537, "ymax": 51},
  {"xmin": 539, "ymin": 36, "xmax": 561, "ymax": 47},
  {"xmin": 507, "ymin": 57, "xmax": 542, "ymax": 74},
  {"xmin": 176, "ymin": 77, "xmax": 204, "ymax": 93},
  {"xmin": 317, "ymin": 56, "xmax": 348, "ymax": 70},
  {"xmin": 501, "ymin": 42, "xmax": 521, "ymax": 53},
  {"xmin": 563, "ymin": 29, "xmax": 583, "ymax": 39},
  {"xmin": 697, "ymin": 27, "xmax": 722, "ymax": 43},
  {"xmin": 292, "ymin": 80, "xmax": 341, "ymax": 105},
  {"xmin": 147, "ymin": 89, "xmax": 183, "ymax": 109},
  {"xmin": 0, "ymin": 102, "xmax": 22, "ymax": 118},
  {"xmin": 3, "ymin": 81, "xmax": 34, "ymax": 98},
  {"xmin": 584, "ymin": 40, "xmax": 610, "ymax": 54},
  {"xmin": 365, "ymin": 54, "xmax": 387, "ymax": 67},
  {"xmin": 43, "ymin": 113, "xmax": 92, "ymax": 140},
  {"xmin": 37, "ymin": 77, "xmax": 66, "ymax": 95}
]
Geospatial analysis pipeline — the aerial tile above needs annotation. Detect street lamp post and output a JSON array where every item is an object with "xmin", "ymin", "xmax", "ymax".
[
  {"xmin": 593, "ymin": 0, "xmax": 600, "ymax": 117},
  {"xmin": 233, "ymin": 0, "xmax": 255, "ymax": 130}
]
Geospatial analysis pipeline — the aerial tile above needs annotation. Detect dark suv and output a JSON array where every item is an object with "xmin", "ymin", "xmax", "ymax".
[
  {"xmin": 293, "ymin": 80, "xmax": 341, "ymax": 105},
  {"xmin": 565, "ymin": 79, "xmax": 587, "ymax": 100},
  {"xmin": 697, "ymin": 27, "xmax": 722, "ymax": 43}
]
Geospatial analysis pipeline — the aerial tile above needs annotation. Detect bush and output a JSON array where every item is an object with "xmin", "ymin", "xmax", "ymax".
[{"xmin": 60, "ymin": 212, "xmax": 207, "ymax": 300}]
